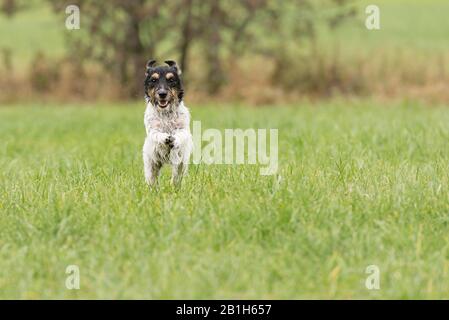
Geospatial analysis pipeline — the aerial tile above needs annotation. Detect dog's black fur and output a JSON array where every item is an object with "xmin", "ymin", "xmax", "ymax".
[{"xmin": 144, "ymin": 60, "xmax": 184, "ymax": 108}]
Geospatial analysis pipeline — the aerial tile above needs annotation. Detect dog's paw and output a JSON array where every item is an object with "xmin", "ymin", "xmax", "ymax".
[{"xmin": 165, "ymin": 135, "xmax": 175, "ymax": 148}]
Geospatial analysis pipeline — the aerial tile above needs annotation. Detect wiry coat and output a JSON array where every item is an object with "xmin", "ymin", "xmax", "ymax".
[{"xmin": 142, "ymin": 100, "xmax": 193, "ymax": 185}]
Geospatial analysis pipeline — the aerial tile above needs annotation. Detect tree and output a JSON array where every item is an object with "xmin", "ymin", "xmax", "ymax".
[
  {"xmin": 1, "ymin": 0, "xmax": 17, "ymax": 16},
  {"xmin": 48, "ymin": 0, "xmax": 355, "ymax": 98},
  {"xmin": 49, "ymin": 0, "xmax": 177, "ymax": 98}
]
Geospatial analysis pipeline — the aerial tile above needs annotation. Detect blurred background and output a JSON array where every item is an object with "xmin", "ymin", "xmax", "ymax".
[{"xmin": 0, "ymin": 0, "xmax": 448, "ymax": 105}]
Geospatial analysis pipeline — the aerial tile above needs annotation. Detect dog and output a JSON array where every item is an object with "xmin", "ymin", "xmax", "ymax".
[{"xmin": 142, "ymin": 60, "xmax": 193, "ymax": 186}]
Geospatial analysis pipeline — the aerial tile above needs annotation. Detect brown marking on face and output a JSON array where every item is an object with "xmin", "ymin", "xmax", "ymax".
[
  {"xmin": 151, "ymin": 73, "xmax": 159, "ymax": 80},
  {"xmin": 168, "ymin": 87, "xmax": 179, "ymax": 102},
  {"xmin": 166, "ymin": 72, "xmax": 174, "ymax": 80},
  {"xmin": 147, "ymin": 87, "xmax": 157, "ymax": 100}
]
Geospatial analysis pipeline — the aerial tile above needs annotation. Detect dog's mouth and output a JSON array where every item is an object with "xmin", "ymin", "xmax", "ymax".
[{"xmin": 157, "ymin": 99, "xmax": 169, "ymax": 108}]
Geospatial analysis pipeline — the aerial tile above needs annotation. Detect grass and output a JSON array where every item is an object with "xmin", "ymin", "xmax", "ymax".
[
  {"xmin": 1, "ymin": 101, "xmax": 449, "ymax": 299},
  {"xmin": 0, "ymin": 2, "xmax": 65, "ymax": 66},
  {"xmin": 321, "ymin": 0, "xmax": 449, "ymax": 54}
]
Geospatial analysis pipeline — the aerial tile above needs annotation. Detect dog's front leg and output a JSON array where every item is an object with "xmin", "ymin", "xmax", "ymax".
[
  {"xmin": 170, "ymin": 129, "xmax": 193, "ymax": 185},
  {"xmin": 144, "ymin": 160, "xmax": 162, "ymax": 186},
  {"xmin": 171, "ymin": 162, "xmax": 187, "ymax": 186},
  {"xmin": 171, "ymin": 129, "xmax": 192, "ymax": 149},
  {"xmin": 148, "ymin": 129, "xmax": 171, "ymax": 146},
  {"xmin": 143, "ymin": 134, "xmax": 167, "ymax": 187}
]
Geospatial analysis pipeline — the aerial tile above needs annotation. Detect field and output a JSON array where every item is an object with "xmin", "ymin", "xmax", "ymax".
[{"xmin": 1, "ymin": 101, "xmax": 449, "ymax": 299}]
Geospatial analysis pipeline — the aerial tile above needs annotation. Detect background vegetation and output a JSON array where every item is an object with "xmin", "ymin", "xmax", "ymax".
[{"xmin": 1, "ymin": 0, "xmax": 448, "ymax": 104}]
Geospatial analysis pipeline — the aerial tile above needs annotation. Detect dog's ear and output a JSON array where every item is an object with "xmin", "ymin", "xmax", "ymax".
[
  {"xmin": 165, "ymin": 60, "xmax": 182, "ymax": 75},
  {"xmin": 145, "ymin": 59, "xmax": 157, "ymax": 75}
]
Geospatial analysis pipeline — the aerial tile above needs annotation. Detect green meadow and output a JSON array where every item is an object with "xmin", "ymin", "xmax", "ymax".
[{"xmin": 1, "ymin": 101, "xmax": 449, "ymax": 299}]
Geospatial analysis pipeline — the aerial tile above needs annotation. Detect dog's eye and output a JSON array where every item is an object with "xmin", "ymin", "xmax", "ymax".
[{"xmin": 151, "ymin": 78, "xmax": 157, "ymax": 83}]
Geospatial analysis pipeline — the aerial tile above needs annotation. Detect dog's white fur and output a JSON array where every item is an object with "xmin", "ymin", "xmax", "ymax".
[{"xmin": 142, "ymin": 100, "xmax": 193, "ymax": 186}]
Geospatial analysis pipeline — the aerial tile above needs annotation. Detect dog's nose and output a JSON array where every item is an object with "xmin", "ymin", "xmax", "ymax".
[{"xmin": 158, "ymin": 91, "xmax": 168, "ymax": 99}]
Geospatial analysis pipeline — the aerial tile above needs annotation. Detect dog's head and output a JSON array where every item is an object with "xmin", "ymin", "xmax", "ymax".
[{"xmin": 144, "ymin": 60, "xmax": 184, "ymax": 109}]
